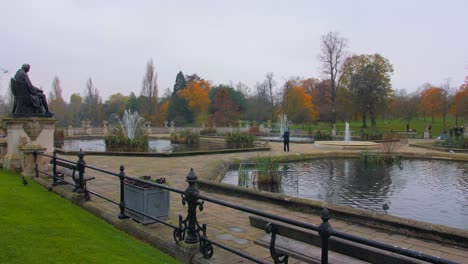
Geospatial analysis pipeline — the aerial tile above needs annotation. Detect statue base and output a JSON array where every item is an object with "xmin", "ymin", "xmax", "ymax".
[{"xmin": 2, "ymin": 117, "xmax": 55, "ymax": 172}]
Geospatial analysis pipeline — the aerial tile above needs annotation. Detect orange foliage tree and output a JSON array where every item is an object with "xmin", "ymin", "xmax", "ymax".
[
  {"xmin": 179, "ymin": 80, "xmax": 212, "ymax": 125},
  {"xmin": 450, "ymin": 84, "xmax": 468, "ymax": 125},
  {"xmin": 211, "ymin": 89, "xmax": 241, "ymax": 126},
  {"xmin": 284, "ymin": 86, "xmax": 319, "ymax": 123},
  {"xmin": 154, "ymin": 100, "xmax": 170, "ymax": 125},
  {"xmin": 419, "ymin": 87, "xmax": 443, "ymax": 123}
]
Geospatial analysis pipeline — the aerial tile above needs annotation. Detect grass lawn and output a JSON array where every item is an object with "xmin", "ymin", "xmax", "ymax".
[
  {"xmin": 0, "ymin": 171, "xmax": 180, "ymax": 264},
  {"xmin": 291, "ymin": 116, "xmax": 467, "ymax": 137}
]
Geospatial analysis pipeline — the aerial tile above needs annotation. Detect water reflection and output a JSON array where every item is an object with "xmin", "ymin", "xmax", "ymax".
[{"xmin": 223, "ymin": 158, "xmax": 468, "ymax": 229}]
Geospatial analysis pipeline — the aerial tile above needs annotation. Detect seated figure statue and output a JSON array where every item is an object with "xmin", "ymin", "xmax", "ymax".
[{"xmin": 11, "ymin": 64, "xmax": 53, "ymax": 117}]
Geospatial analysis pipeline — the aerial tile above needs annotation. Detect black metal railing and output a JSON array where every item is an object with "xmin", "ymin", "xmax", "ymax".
[{"xmin": 33, "ymin": 150, "xmax": 458, "ymax": 264}]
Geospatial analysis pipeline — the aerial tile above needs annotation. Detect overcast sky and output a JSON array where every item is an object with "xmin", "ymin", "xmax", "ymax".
[{"xmin": 1, "ymin": 0, "xmax": 467, "ymax": 102}]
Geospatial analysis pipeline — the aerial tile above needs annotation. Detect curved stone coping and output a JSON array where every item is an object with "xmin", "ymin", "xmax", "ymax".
[
  {"xmin": 198, "ymin": 179, "xmax": 468, "ymax": 248},
  {"xmin": 410, "ymin": 143, "xmax": 468, "ymax": 154},
  {"xmin": 55, "ymin": 145, "xmax": 270, "ymax": 157},
  {"xmin": 315, "ymin": 141, "xmax": 381, "ymax": 150},
  {"xmin": 202, "ymin": 151, "xmax": 468, "ymax": 247}
]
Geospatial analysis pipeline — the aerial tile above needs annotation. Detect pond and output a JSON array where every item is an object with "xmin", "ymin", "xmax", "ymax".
[
  {"xmin": 222, "ymin": 158, "xmax": 468, "ymax": 229},
  {"xmin": 61, "ymin": 139, "xmax": 227, "ymax": 153}
]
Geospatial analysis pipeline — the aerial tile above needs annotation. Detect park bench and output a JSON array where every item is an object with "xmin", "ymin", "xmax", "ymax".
[
  {"xmin": 249, "ymin": 215, "xmax": 421, "ymax": 264},
  {"xmin": 50, "ymin": 159, "xmax": 95, "ymax": 200}
]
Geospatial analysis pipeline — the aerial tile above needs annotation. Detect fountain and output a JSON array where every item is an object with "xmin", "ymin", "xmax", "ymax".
[
  {"xmin": 345, "ymin": 122, "xmax": 351, "ymax": 144},
  {"xmin": 110, "ymin": 110, "xmax": 144, "ymax": 140},
  {"xmin": 314, "ymin": 122, "xmax": 380, "ymax": 150},
  {"xmin": 278, "ymin": 114, "xmax": 288, "ymax": 138}
]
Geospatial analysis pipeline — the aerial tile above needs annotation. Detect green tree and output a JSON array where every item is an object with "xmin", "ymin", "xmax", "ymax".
[
  {"xmin": 167, "ymin": 71, "xmax": 192, "ymax": 125},
  {"xmin": 344, "ymin": 54, "xmax": 394, "ymax": 129},
  {"xmin": 65, "ymin": 93, "xmax": 83, "ymax": 126},
  {"xmin": 126, "ymin": 92, "xmax": 139, "ymax": 113},
  {"xmin": 103, "ymin": 93, "xmax": 129, "ymax": 119}
]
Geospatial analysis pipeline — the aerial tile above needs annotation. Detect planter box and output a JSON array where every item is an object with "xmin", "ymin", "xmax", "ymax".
[{"xmin": 124, "ymin": 184, "xmax": 169, "ymax": 224}]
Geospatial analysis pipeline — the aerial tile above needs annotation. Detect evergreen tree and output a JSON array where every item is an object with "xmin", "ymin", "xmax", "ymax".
[{"xmin": 167, "ymin": 71, "xmax": 193, "ymax": 125}]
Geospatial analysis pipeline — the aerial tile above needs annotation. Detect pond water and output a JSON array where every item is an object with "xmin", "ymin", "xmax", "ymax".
[
  {"xmin": 61, "ymin": 139, "xmax": 226, "ymax": 153},
  {"xmin": 222, "ymin": 158, "xmax": 468, "ymax": 229}
]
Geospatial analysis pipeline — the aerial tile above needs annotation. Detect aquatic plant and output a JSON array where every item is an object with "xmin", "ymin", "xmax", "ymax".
[
  {"xmin": 225, "ymin": 132, "xmax": 255, "ymax": 148},
  {"xmin": 170, "ymin": 129, "xmax": 199, "ymax": 144}
]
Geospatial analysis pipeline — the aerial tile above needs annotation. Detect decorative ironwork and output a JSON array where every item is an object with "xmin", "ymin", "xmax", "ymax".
[
  {"xmin": 265, "ymin": 223, "xmax": 289, "ymax": 264},
  {"xmin": 318, "ymin": 208, "xmax": 332, "ymax": 264},
  {"xmin": 118, "ymin": 165, "xmax": 129, "ymax": 219},
  {"xmin": 75, "ymin": 149, "xmax": 86, "ymax": 194},
  {"xmin": 173, "ymin": 168, "xmax": 213, "ymax": 258}
]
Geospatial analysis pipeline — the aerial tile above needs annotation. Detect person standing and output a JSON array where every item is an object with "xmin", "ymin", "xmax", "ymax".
[{"xmin": 282, "ymin": 129, "xmax": 290, "ymax": 152}]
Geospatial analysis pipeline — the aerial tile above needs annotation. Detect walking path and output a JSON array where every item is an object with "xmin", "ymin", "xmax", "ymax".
[{"xmin": 40, "ymin": 140, "xmax": 468, "ymax": 263}]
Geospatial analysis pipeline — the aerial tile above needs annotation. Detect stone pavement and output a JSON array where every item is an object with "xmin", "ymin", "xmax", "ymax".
[{"xmin": 40, "ymin": 140, "xmax": 468, "ymax": 263}]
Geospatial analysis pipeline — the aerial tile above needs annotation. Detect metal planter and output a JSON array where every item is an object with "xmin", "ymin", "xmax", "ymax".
[{"xmin": 124, "ymin": 184, "xmax": 169, "ymax": 224}]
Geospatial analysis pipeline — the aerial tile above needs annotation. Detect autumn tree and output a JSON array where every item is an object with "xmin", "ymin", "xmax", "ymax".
[
  {"xmin": 420, "ymin": 87, "xmax": 444, "ymax": 123},
  {"xmin": 450, "ymin": 83, "xmax": 468, "ymax": 125},
  {"xmin": 140, "ymin": 59, "xmax": 158, "ymax": 122},
  {"xmin": 210, "ymin": 88, "xmax": 241, "ymax": 126},
  {"xmin": 283, "ymin": 86, "xmax": 319, "ymax": 123},
  {"xmin": 179, "ymin": 80, "xmax": 211, "ymax": 125},
  {"xmin": 318, "ymin": 32, "xmax": 348, "ymax": 126},
  {"xmin": 301, "ymin": 78, "xmax": 334, "ymax": 122},
  {"xmin": 82, "ymin": 78, "xmax": 103, "ymax": 125},
  {"xmin": 48, "ymin": 76, "xmax": 67, "ymax": 126},
  {"xmin": 393, "ymin": 90, "xmax": 420, "ymax": 131},
  {"xmin": 342, "ymin": 54, "xmax": 393, "ymax": 129},
  {"xmin": 209, "ymin": 85, "xmax": 247, "ymax": 117}
]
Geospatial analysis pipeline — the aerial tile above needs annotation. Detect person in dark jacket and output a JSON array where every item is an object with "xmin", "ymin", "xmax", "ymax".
[{"xmin": 282, "ymin": 129, "xmax": 290, "ymax": 152}]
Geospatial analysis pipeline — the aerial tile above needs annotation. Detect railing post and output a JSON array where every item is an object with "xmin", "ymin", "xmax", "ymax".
[
  {"xmin": 52, "ymin": 150, "xmax": 58, "ymax": 185},
  {"xmin": 33, "ymin": 151, "xmax": 39, "ymax": 178},
  {"xmin": 318, "ymin": 208, "xmax": 332, "ymax": 264},
  {"xmin": 76, "ymin": 149, "xmax": 86, "ymax": 193},
  {"xmin": 185, "ymin": 168, "xmax": 200, "ymax": 244},
  {"xmin": 118, "ymin": 165, "xmax": 129, "ymax": 219}
]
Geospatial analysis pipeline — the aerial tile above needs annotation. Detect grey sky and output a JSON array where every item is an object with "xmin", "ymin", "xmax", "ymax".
[{"xmin": 1, "ymin": 0, "xmax": 467, "ymax": 102}]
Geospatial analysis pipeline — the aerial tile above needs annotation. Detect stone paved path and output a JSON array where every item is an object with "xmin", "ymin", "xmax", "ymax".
[{"xmin": 47, "ymin": 140, "xmax": 468, "ymax": 263}]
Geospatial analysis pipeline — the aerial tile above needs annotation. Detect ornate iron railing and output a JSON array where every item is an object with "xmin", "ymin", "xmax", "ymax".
[{"xmin": 33, "ymin": 150, "xmax": 458, "ymax": 264}]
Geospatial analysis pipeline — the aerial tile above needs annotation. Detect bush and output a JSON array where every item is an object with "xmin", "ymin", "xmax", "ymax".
[
  {"xmin": 360, "ymin": 151, "xmax": 402, "ymax": 167},
  {"xmin": 170, "ymin": 129, "xmax": 199, "ymax": 144},
  {"xmin": 360, "ymin": 129, "xmax": 383, "ymax": 141},
  {"xmin": 200, "ymin": 127, "xmax": 217, "ymax": 136},
  {"xmin": 436, "ymin": 135, "xmax": 467, "ymax": 149},
  {"xmin": 248, "ymin": 126, "xmax": 260, "ymax": 135},
  {"xmin": 105, "ymin": 127, "xmax": 148, "ymax": 152},
  {"xmin": 225, "ymin": 132, "xmax": 255, "ymax": 148},
  {"xmin": 314, "ymin": 130, "xmax": 333, "ymax": 141}
]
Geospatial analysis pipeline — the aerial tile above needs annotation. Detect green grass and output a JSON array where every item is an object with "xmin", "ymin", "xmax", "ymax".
[
  {"xmin": 291, "ymin": 116, "xmax": 467, "ymax": 137},
  {"xmin": 0, "ymin": 171, "xmax": 180, "ymax": 264}
]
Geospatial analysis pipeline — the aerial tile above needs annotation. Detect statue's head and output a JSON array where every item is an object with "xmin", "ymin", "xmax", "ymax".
[{"xmin": 21, "ymin": 64, "xmax": 30, "ymax": 72}]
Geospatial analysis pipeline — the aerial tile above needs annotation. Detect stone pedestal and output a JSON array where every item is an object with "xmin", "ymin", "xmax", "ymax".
[
  {"xmin": 332, "ymin": 124, "xmax": 337, "ymax": 137},
  {"xmin": 20, "ymin": 143, "xmax": 47, "ymax": 177},
  {"xmin": 424, "ymin": 130, "xmax": 431, "ymax": 139},
  {"xmin": 2, "ymin": 117, "xmax": 55, "ymax": 173}
]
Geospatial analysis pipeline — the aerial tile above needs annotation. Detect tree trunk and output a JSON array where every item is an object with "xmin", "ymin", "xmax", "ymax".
[
  {"xmin": 361, "ymin": 113, "xmax": 367, "ymax": 128},
  {"xmin": 370, "ymin": 107, "xmax": 377, "ymax": 130}
]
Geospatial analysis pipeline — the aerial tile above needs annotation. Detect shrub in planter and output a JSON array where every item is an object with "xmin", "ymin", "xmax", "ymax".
[
  {"xmin": 124, "ymin": 176, "xmax": 169, "ymax": 224},
  {"xmin": 225, "ymin": 132, "xmax": 255, "ymax": 148},
  {"xmin": 170, "ymin": 129, "xmax": 199, "ymax": 144}
]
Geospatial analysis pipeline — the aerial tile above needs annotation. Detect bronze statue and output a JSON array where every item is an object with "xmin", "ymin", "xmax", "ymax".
[{"xmin": 11, "ymin": 64, "xmax": 53, "ymax": 117}]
